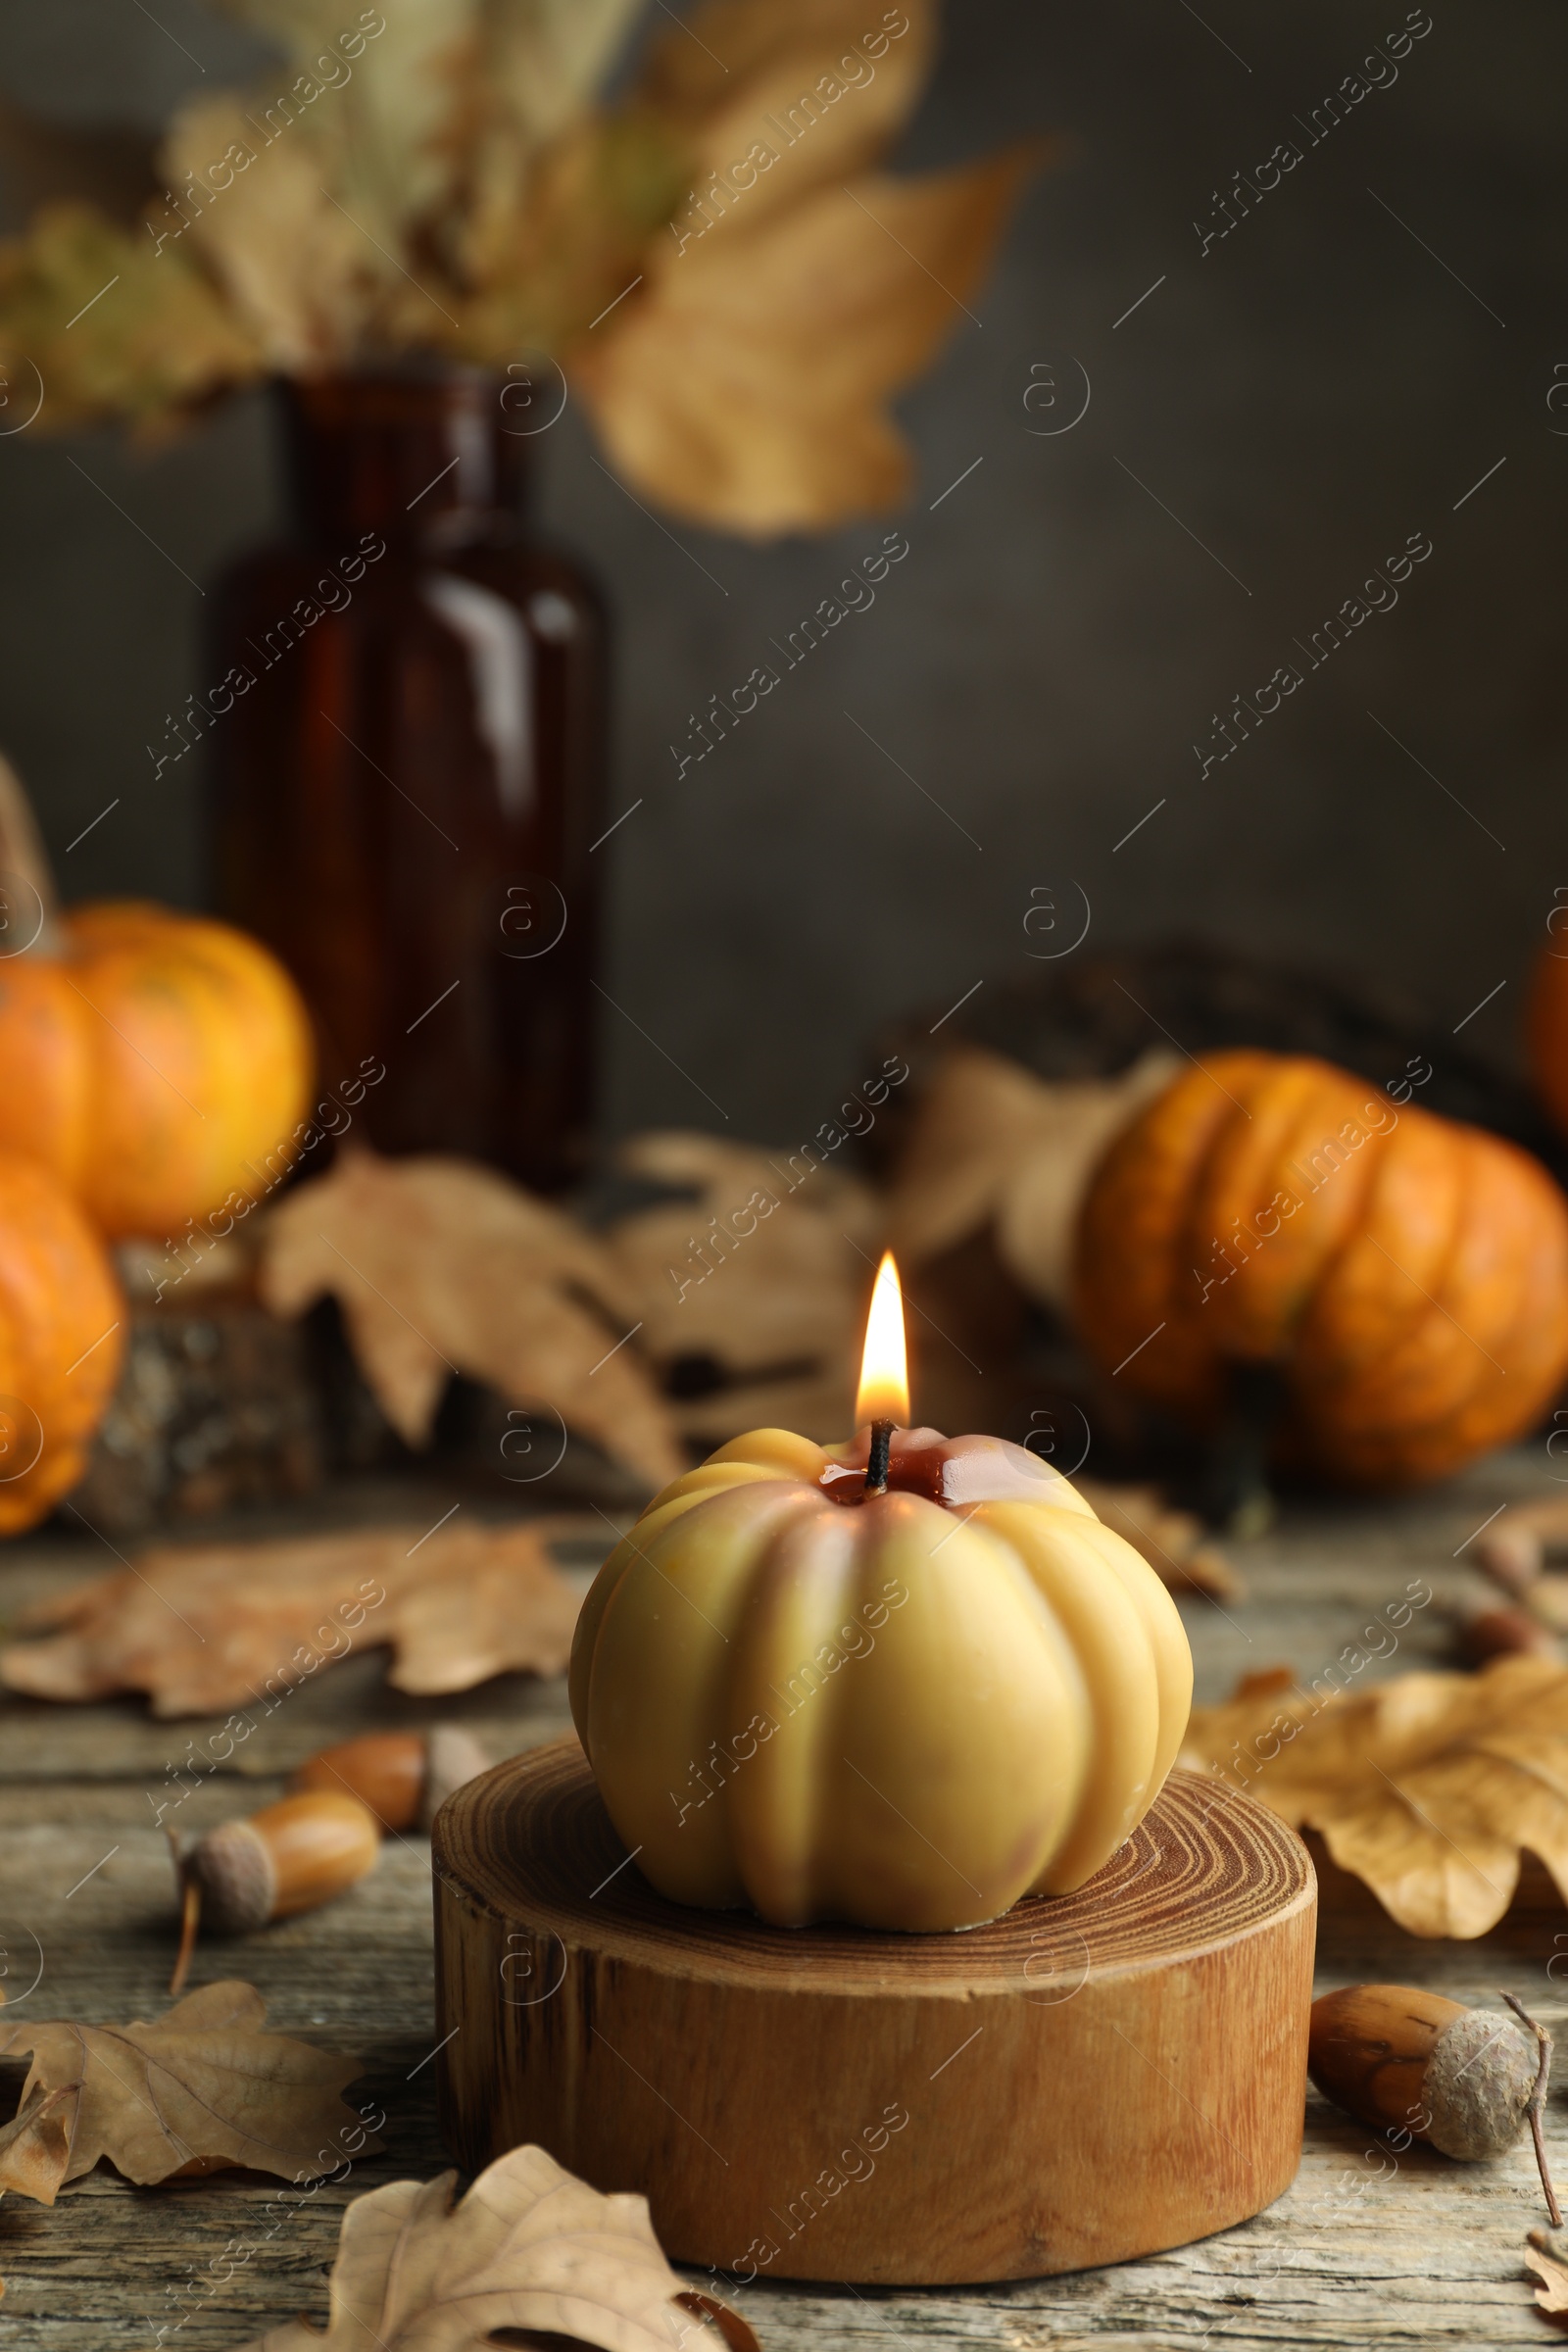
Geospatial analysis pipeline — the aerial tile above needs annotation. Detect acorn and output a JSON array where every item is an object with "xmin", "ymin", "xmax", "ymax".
[
  {"xmin": 287, "ymin": 1726, "xmax": 490, "ymax": 1834},
  {"xmin": 169, "ymin": 1791, "xmax": 381, "ymax": 1996},
  {"xmin": 1458, "ymin": 1605, "xmax": 1562, "ymax": 1666},
  {"xmin": 1308, "ymin": 1984, "xmax": 1551, "ymax": 2166}
]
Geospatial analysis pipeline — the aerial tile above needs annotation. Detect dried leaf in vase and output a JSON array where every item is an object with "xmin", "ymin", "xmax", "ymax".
[
  {"xmin": 438, "ymin": 109, "xmax": 686, "ymax": 366},
  {"xmin": 635, "ymin": 0, "xmax": 937, "ymax": 230},
  {"xmin": 0, "ymin": 1514, "xmax": 592, "ymax": 1714},
  {"xmin": 258, "ymin": 1149, "xmax": 684, "ymax": 1489},
  {"xmin": 208, "ymin": 0, "xmax": 476, "ymax": 248},
  {"xmin": 570, "ymin": 0, "xmax": 1038, "ymax": 532},
  {"xmin": 0, "ymin": 1982, "xmax": 378, "ymax": 2203},
  {"xmin": 605, "ymin": 1130, "xmax": 880, "ymax": 1440},
  {"xmin": 234, "ymin": 2141, "xmax": 757, "ymax": 2352},
  {"xmin": 574, "ymin": 147, "xmax": 1036, "ymax": 535},
  {"xmin": 1179, "ymin": 1654, "xmax": 1568, "ymax": 1938},
  {"xmin": 438, "ymin": 0, "xmax": 651, "ymax": 277},
  {"xmin": 1076, "ymin": 1478, "xmax": 1243, "ymax": 1601},
  {"xmin": 0, "ymin": 202, "xmax": 261, "ymax": 430},
  {"xmin": 159, "ymin": 98, "xmax": 378, "ymax": 371},
  {"xmin": 886, "ymin": 1048, "xmax": 1178, "ymax": 1313}
]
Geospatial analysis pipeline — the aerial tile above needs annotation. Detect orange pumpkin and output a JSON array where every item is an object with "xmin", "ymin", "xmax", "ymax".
[
  {"xmin": 0, "ymin": 902, "xmax": 314, "ymax": 1240},
  {"xmin": 1073, "ymin": 1050, "xmax": 1568, "ymax": 1486},
  {"xmin": 0, "ymin": 1152, "xmax": 123, "ymax": 1532},
  {"xmin": 1528, "ymin": 943, "xmax": 1568, "ymax": 1139}
]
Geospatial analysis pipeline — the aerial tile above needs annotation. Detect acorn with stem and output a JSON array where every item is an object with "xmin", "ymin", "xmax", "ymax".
[
  {"xmin": 1308, "ymin": 1983, "xmax": 1559, "ymax": 2221},
  {"xmin": 168, "ymin": 1726, "xmax": 490, "ymax": 1994}
]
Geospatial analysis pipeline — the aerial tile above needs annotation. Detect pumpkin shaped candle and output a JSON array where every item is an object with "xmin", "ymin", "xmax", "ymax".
[{"xmin": 569, "ymin": 1257, "xmax": 1192, "ymax": 1933}]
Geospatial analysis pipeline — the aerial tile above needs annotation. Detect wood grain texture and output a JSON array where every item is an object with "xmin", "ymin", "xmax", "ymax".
[{"xmin": 432, "ymin": 1740, "xmax": 1316, "ymax": 2282}]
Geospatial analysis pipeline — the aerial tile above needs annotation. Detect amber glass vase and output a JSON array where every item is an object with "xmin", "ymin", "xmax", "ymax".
[{"xmin": 207, "ymin": 368, "xmax": 605, "ymax": 1191}]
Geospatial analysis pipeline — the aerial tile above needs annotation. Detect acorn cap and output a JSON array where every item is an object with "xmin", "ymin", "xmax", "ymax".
[
  {"xmin": 187, "ymin": 1817, "xmax": 276, "ymax": 1936},
  {"xmin": 419, "ymin": 1725, "xmax": 491, "ymax": 1833},
  {"xmin": 1424, "ymin": 2006, "xmax": 1540, "ymax": 2160}
]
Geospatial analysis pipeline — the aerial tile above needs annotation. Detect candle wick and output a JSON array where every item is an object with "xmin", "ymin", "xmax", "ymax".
[{"xmin": 863, "ymin": 1419, "xmax": 895, "ymax": 1498}]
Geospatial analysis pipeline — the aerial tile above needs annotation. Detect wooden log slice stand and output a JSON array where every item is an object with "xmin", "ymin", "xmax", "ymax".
[{"xmin": 433, "ymin": 1738, "xmax": 1315, "ymax": 2285}]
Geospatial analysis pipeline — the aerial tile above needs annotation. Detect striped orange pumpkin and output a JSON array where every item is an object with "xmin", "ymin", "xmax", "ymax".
[
  {"xmin": 1073, "ymin": 1050, "xmax": 1568, "ymax": 1485},
  {"xmin": 0, "ymin": 903, "xmax": 313, "ymax": 1240},
  {"xmin": 0, "ymin": 1152, "xmax": 122, "ymax": 1532}
]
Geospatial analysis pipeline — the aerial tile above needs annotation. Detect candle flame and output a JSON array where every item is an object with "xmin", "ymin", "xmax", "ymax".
[{"xmin": 855, "ymin": 1251, "xmax": 909, "ymax": 1426}]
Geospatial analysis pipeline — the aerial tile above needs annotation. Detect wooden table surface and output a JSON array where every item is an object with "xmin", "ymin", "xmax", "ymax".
[{"xmin": 1, "ymin": 1452, "xmax": 1564, "ymax": 2350}]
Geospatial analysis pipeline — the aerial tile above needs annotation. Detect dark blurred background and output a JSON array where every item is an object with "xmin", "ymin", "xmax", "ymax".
[{"xmin": 0, "ymin": 0, "xmax": 1562, "ymax": 1142}]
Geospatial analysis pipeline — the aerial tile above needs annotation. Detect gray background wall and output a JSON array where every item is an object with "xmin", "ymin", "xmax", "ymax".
[{"xmin": 0, "ymin": 0, "xmax": 1562, "ymax": 1144}]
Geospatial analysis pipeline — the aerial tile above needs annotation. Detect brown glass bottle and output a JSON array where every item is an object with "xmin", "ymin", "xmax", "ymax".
[{"xmin": 206, "ymin": 368, "xmax": 605, "ymax": 1191}]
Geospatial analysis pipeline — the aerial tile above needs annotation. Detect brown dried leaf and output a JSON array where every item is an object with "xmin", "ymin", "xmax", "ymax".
[
  {"xmin": 161, "ymin": 99, "xmax": 377, "ymax": 370},
  {"xmin": 436, "ymin": 108, "xmax": 686, "ymax": 363},
  {"xmin": 607, "ymin": 1131, "xmax": 882, "ymax": 1446},
  {"xmin": 1528, "ymin": 2229, "xmax": 1568, "ymax": 2323},
  {"xmin": 1076, "ymin": 1478, "xmax": 1243, "ymax": 1602},
  {"xmin": 0, "ymin": 1982, "xmax": 377, "ymax": 2202},
  {"xmin": 0, "ymin": 1514, "xmax": 591, "ymax": 1715},
  {"xmin": 238, "ymin": 2141, "xmax": 757, "ymax": 2352},
  {"xmin": 0, "ymin": 2085, "xmax": 74, "ymax": 2205},
  {"xmin": 1179, "ymin": 1655, "xmax": 1568, "ymax": 1938},
  {"xmin": 573, "ymin": 147, "xmax": 1037, "ymax": 537},
  {"xmin": 636, "ymin": 0, "xmax": 937, "ymax": 229},
  {"xmin": 886, "ymin": 1049, "xmax": 1177, "ymax": 1313},
  {"xmin": 1533, "ymin": 1577, "xmax": 1568, "ymax": 1635},
  {"xmin": 0, "ymin": 201, "xmax": 262, "ymax": 431},
  {"xmin": 611, "ymin": 1131, "xmax": 879, "ymax": 1358},
  {"xmin": 209, "ymin": 0, "xmax": 473, "ymax": 246},
  {"xmin": 258, "ymin": 1148, "xmax": 683, "ymax": 1490}
]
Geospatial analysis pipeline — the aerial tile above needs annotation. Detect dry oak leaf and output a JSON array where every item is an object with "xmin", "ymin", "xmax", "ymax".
[
  {"xmin": 884, "ymin": 1047, "xmax": 1178, "ymax": 1314},
  {"xmin": 259, "ymin": 1149, "xmax": 684, "ymax": 1490},
  {"xmin": 1528, "ymin": 2228, "xmax": 1568, "ymax": 2324},
  {"xmin": 1179, "ymin": 1654, "xmax": 1568, "ymax": 1938},
  {"xmin": 0, "ymin": 1515, "xmax": 590, "ymax": 1715},
  {"xmin": 0, "ymin": 1981, "xmax": 379, "ymax": 2202},
  {"xmin": 238, "ymin": 2140, "xmax": 758, "ymax": 2352}
]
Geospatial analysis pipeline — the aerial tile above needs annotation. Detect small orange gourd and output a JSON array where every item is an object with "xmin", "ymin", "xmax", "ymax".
[
  {"xmin": 1073, "ymin": 1050, "xmax": 1568, "ymax": 1486},
  {"xmin": 0, "ymin": 758, "xmax": 314, "ymax": 1239},
  {"xmin": 0, "ymin": 1151, "xmax": 123, "ymax": 1533},
  {"xmin": 1528, "ymin": 945, "xmax": 1568, "ymax": 1141}
]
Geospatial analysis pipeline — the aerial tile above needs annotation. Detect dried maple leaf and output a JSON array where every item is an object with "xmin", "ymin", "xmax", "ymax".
[
  {"xmin": 0, "ymin": 1514, "xmax": 590, "ymax": 1715},
  {"xmin": 237, "ymin": 2141, "xmax": 756, "ymax": 2352},
  {"xmin": 567, "ymin": 0, "xmax": 1041, "ymax": 532},
  {"xmin": 0, "ymin": 1981, "xmax": 378, "ymax": 2202},
  {"xmin": 886, "ymin": 1049, "xmax": 1179, "ymax": 1313},
  {"xmin": 574, "ymin": 146, "xmax": 1035, "ymax": 536},
  {"xmin": 259, "ymin": 1149, "xmax": 684, "ymax": 1490},
  {"xmin": 1180, "ymin": 1654, "xmax": 1568, "ymax": 1938}
]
